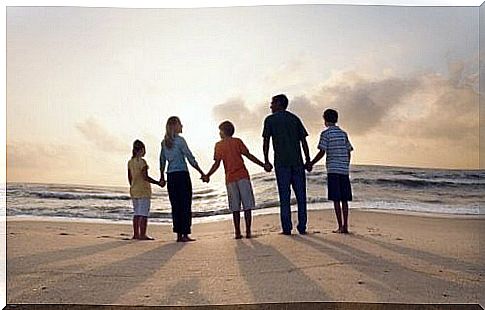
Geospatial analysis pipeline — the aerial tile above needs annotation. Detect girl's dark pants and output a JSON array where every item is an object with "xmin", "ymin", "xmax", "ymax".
[{"xmin": 167, "ymin": 171, "xmax": 192, "ymax": 234}]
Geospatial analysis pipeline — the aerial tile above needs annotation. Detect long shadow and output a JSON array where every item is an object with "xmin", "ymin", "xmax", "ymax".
[
  {"xmin": 351, "ymin": 233, "xmax": 484, "ymax": 273},
  {"xmin": 296, "ymin": 235, "xmax": 479, "ymax": 302},
  {"xmin": 165, "ymin": 278, "xmax": 210, "ymax": 305},
  {"xmin": 8, "ymin": 240, "xmax": 129, "ymax": 274},
  {"xmin": 14, "ymin": 242, "xmax": 184, "ymax": 304},
  {"xmin": 235, "ymin": 239, "xmax": 329, "ymax": 303}
]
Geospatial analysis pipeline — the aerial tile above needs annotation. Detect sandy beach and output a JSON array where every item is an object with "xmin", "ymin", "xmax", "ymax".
[{"xmin": 6, "ymin": 210, "xmax": 484, "ymax": 306}]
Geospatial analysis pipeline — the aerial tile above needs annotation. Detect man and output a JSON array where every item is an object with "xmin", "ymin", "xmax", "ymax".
[{"xmin": 262, "ymin": 94, "xmax": 311, "ymax": 235}]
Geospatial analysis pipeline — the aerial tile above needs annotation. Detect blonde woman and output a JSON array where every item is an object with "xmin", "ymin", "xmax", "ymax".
[{"xmin": 159, "ymin": 116, "xmax": 205, "ymax": 242}]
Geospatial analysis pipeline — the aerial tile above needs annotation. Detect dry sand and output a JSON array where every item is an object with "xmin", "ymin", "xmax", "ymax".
[{"xmin": 6, "ymin": 210, "xmax": 485, "ymax": 306}]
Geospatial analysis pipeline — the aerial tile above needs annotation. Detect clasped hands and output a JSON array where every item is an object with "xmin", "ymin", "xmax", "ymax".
[
  {"xmin": 201, "ymin": 174, "xmax": 210, "ymax": 183},
  {"xmin": 304, "ymin": 161, "xmax": 313, "ymax": 172},
  {"xmin": 263, "ymin": 162, "xmax": 273, "ymax": 173}
]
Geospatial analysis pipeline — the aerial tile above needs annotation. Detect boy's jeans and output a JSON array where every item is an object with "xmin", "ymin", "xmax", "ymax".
[{"xmin": 275, "ymin": 165, "xmax": 307, "ymax": 233}]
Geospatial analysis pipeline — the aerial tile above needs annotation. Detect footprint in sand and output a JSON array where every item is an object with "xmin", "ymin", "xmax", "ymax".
[{"xmin": 59, "ymin": 233, "xmax": 71, "ymax": 236}]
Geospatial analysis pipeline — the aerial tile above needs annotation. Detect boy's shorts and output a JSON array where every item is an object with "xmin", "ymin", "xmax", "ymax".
[
  {"xmin": 327, "ymin": 173, "xmax": 352, "ymax": 202},
  {"xmin": 226, "ymin": 178, "xmax": 255, "ymax": 212},
  {"xmin": 132, "ymin": 197, "xmax": 151, "ymax": 217}
]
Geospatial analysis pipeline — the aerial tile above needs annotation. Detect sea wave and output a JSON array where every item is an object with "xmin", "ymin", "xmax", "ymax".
[
  {"xmin": 23, "ymin": 191, "xmax": 131, "ymax": 201},
  {"xmin": 352, "ymin": 178, "xmax": 484, "ymax": 188}
]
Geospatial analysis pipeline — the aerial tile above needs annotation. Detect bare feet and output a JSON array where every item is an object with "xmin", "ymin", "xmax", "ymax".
[
  {"xmin": 332, "ymin": 228, "xmax": 349, "ymax": 234},
  {"xmin": 245, "ymin": 233, "xmax": 252, "ymax": 239},
  {"xmin": 132, "ymin": 236, "xmax": 138, "ymax": 240},
  {"xmin": 139, "ymin": 235, "xmax": 155, "ymax": 240},
  {"xmin": 235, "ymin": 234, "xmax": 243, "ymax": 239},
  {"xmin": 181, "ymin": 235, "xmax": 196, "ymax": 242}
]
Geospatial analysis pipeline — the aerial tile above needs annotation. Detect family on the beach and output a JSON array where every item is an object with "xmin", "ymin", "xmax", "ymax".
[{"xmin": 127, "ymin": 94, "xmax": 354, "ymax": 242}]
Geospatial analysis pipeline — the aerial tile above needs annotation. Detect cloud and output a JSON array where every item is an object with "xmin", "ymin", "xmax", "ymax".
[
  {"xmin": 212, "ymin": 98, "xmax": 267, "ymax": 134},
  {"xmin": 311, "ymin": 72, "xmax": 422, "ymax": 135},
  {"xmin": 76, "ymin": 117, "xmax": 127, "ymax": 154},
  {"xmin": 211, "ymin": 60, "xmax": 479, "ymax": 168},
  {"xmin": 7, "ymin": 142, "xmax": 73, "ymax": 171},
  {"xmin": 7, "ymin": 141, "xmax": 128, "ymax": 185}
]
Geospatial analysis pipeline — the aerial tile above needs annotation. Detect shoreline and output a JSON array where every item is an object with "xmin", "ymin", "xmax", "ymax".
[{"xmin": 6, "ymin": 207, "xmax": 485, "ymax": 226}]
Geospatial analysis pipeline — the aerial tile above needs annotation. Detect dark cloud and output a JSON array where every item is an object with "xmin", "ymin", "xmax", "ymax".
[
  {"xmin": 211, "ymin": 62, "xmax": 479, "ymax": 167},
  {"xmin": 213, "ymin": 63, "xmax": 478, "ymax": 144},
  {"xmin": 312, "ymin": 73, "xmax": 421, "ymax": 135},
  {"xmin": 212, "ymin": 98, "xmax": 267, "ymax": 134}
]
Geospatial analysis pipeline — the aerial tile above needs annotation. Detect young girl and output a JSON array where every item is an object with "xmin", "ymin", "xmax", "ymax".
[
  {"xmin": 128, "ymin": 140, "xmax": 160, "ymax": 240},
  {"xmin": 159, "ymin": 116, "xmax": 205, "ymax": 242}
]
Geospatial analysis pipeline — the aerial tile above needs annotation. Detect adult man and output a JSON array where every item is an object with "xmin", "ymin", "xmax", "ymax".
[{"xmin": 262, "ymin": 94, "xmax": 311, "ymax": 235}]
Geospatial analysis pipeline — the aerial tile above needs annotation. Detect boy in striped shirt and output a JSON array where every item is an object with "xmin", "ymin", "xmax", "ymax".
[{"xmin": 308, "ymin": 109, "xmax": 354, "ymax": 234}]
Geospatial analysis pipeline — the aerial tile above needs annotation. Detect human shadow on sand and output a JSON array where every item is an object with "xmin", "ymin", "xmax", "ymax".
[
  {"xmin": 235, "ymin": 239, "xmax": 329, "ymax": 303},
  {"xmin": 351, "ymin": 233, "xmax": 483, "ymax": 274},
  {"xmin": 165, "ymin": 278, "xmax": 210, "ymax": 305},
  {"xmin": 295, "ymin": 235, "xmax": 479, "ymax": 302},
  {"xmin": 8, "ymin": 240, "xmax": 129, "ymax": 274},
  {"xmin": 14, "ymin": 242, "xmax": 184, "ymax": 304}
]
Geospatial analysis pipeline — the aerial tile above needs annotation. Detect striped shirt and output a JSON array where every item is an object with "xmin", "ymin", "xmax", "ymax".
[{"xmin": 318, "ymin": 126, "xmax": 353, "ymax": 175}]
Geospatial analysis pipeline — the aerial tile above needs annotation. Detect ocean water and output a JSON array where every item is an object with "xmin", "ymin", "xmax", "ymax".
[{"xmin": 5, "ymin": 165, "xmax": 484, "ymax": 223}]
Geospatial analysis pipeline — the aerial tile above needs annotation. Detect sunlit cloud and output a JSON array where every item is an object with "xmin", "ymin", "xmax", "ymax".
[
  {"xmin": 7, "ymin": 141, "xmax": 129, "ymax": 186},
  {"xmin": 76, "ymin": 117, "xmax": 127, "ymax": 154}
]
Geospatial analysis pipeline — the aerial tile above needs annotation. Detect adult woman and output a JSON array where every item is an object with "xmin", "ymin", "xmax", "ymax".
[{"xmin": 160, "ymin": 116, "xmax": 205, "ymax": 242}]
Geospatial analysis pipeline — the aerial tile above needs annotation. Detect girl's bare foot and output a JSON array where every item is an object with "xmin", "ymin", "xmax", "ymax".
[
  {"xmin": 132, "ymin": 236, "xmax": 139, "ymax": 240},
  {"xmin": 235, "ymin": 234, "xmax": 243, "ymax": 239},
  {"xmin": 245, "ymin": 233, "xmax": 252, "ymax": 239},
  {"xmin": 139, "ymin": 235, "xmax": 154, "ymax": 240},
  {"xmin": 332, "ymin": 228, "xmax": 342, "ymax": 233}
]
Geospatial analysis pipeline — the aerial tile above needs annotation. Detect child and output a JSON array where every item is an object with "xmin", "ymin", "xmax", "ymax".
[
  {"xmin": 127, "ymin": 140, "xmax": 160, "ymax": 240},
  {"xmin": 307, "ymin": 109, "xmax": 354, "ymax": 234},
  {"xmin": 159, "ymin": 116, "xmax": 205, "ymax": 242},
  {"xmin": 203, "ymin": 121, "xmax": 267, "ymax": 239}
]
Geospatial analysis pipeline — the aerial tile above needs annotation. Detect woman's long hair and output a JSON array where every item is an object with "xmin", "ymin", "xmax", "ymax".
[
  {"xmin": 132, "ymin": 139, "xmax": 145, "ymax": 158},
  {"xmin": 163, "ymin": 116, "xmax": 180, "ymax": 149}
]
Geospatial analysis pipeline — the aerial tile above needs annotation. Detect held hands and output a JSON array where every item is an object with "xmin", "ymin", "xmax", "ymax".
[
  {"xmin": 201, "ymin": 174, "xmax": 210, "ymax": 183},
  {"xmin": 159, "ymin": 179, "xmax": 166, "ymax": 188},
  {"xmin": 304, "ymin": 161, "xmax": 313, "ymax": 173},
  {"xmin": 263, "ymin": 162, "xmax": 273, "ymax": 173}
]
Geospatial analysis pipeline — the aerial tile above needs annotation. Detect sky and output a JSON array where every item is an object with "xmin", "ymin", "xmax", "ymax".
[{"xmin": 6, "ymin": 3, "xmax": 481, "ymax": 186}]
